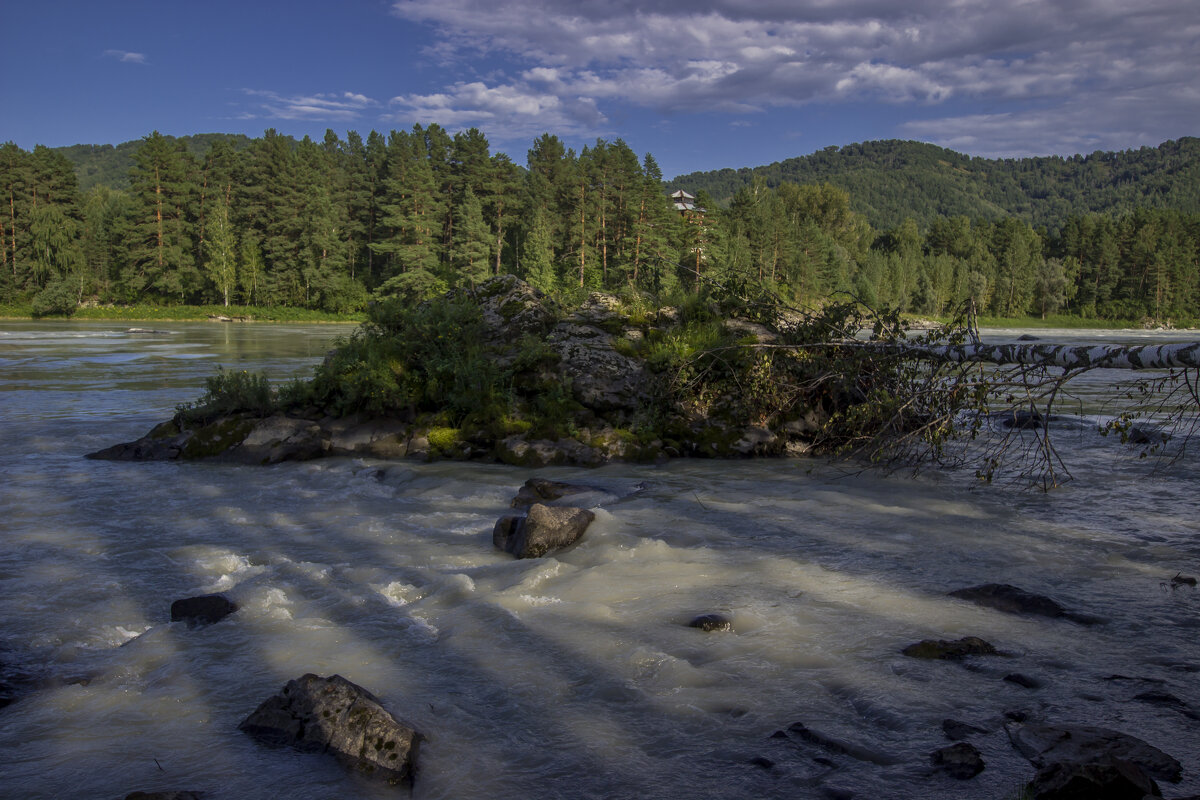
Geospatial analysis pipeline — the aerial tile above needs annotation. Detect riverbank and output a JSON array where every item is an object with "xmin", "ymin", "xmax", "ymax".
[{"xmin": 0, "ymin": 302, "xmax": 364, "ymax": 323}]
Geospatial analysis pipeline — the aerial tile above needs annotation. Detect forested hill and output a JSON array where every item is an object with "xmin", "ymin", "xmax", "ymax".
[
  {"xmin": 57, "ymin": 133, "xmax": 253, "ymax": 192},
  {"xmin": 666, "ymin": 138, "xmax": 1200, "ymax": 230}
]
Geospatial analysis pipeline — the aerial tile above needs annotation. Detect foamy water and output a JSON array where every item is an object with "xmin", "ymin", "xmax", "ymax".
[{"xmin": 1, "ymin": 322, "xmax": 1197, "ymax": 799}]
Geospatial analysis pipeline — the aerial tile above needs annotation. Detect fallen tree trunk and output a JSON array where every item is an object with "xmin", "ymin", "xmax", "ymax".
[{"xmin": 889, "ymin": 340, "xmax": 1200, "ymax": 370}]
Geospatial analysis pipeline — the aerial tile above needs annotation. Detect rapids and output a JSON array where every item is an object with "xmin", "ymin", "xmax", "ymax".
[{"xmin": 0, "ymin": 321, "xmax": 1197, "ymax": 799}]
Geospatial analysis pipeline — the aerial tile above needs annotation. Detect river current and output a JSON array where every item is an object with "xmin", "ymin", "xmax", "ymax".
[{"xmin": 1, "ymin": 321, "xmax": 1198, "ymax": 799}]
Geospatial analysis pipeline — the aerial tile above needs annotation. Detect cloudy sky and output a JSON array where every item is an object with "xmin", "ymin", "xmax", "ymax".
[{"xmin": 4, "ymin": 0, "xmax": 1197, "ymax": 178}]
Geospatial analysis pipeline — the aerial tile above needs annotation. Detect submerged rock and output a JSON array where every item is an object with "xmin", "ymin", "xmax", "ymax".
[
  {"xmin": 947, "ymin": 583, "xmax": 1102, "ymax": 625},
  {"xmin": 942, "ymin": 719, "xmax": 988, "ymax": 741},
  {"xmin": 125, "ymin": 792, "xmax": 206, "ymax": 800},
  {"xmin": 688, "ymin": 614, "xmax": 732, "ymax": 632},
  {"xmin": 493, "ymin": 503, "xmax": 595, "ymax": 559},
  {"xmin": 902, "ymin": 636, "xmax": 999, "ymax": 660},
  {"xmin": 1007, "ymin": 722, "xmax": 1182, "ymax": 784},
  {"xmin": 239, "ymin": 673, "xmax": 420, "ymax": 786},
  {"xmin": 170, "ymin": 594, "xmax": 237, "ymax": 628},
  {"xmin": 510, "ymin": 477, "xmax": 599, "ymax": 508},
  {"xmin": 930, "ymin": 742, "xmax": 985, "ymax": 779}
]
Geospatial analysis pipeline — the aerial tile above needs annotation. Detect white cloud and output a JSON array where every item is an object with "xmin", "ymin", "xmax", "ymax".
[
  {"xmin": 103, "ymin": 50, "xmax": 146, "ymax": 64},
  {"xmin": 385, "ymin": 0, "xmax": 1200, "ymax": 154},
  {"xmin": 242, "ymin": 90, "xmax": 380, "ymax": 122}
]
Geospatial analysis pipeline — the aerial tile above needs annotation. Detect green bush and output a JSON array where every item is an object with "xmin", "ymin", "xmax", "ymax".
[
  {"xmin": 31, "ymin": 281, "xmax": 78, "ymax": 317},
  {"xmin": 176, "ymin": 368, "xmax": 276, "ymax": 425}
]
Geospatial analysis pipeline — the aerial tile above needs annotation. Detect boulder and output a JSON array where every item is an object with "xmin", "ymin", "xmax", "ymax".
[
  {"xmin": 902, "ymin": 636, "xmax": 998, "ymax": 660},
  {"xmin": 930, "ymin": 742, "xmax": 985, "ymax": 779},
  {"xmin": 239, "ymin": 673, "xmax": 420, "ymax": 786},
  {"xmin": 547, "ymin": 322, "xmax": 648, "ymax": 413},
  {"xmin": 170, "ymin": 594, "xmax": 237, "ymax": 628},
  {"xmin": 1025, "ymin": 757, "xmax": 1160, "ymax": 799},
  {"xmin": 688, "ymin": 614, "xmax": 732, "ymax": 632},
  {"xmin": 1007, "ymin": 722, "xmax": 1182, "ymax": 783},
  {"xmin": 493, "ymin": 503, "xmax": 595, "ymax": 559},
  {"xmin": 947, "ymin": 583, "xmax": 1101, "ymax": 625},
  {"xmin": 468, "ymin": 273, "xmax": 558, "ymax": 347}
]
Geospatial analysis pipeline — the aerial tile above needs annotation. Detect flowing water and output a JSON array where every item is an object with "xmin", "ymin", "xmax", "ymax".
[{"xmin": 1, "ymin": 321, "xmax": 1198, "ymax": 800}]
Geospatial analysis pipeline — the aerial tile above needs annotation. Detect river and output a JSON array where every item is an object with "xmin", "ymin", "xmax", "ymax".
[{"xmin": 1, "ymin": 321, "xmax": 1198, "ymax": 799}]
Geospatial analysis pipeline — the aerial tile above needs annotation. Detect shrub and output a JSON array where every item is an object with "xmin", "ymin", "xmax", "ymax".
[{"xmin": 176, "ymin": 368, "xmax": 276, "ymax": 425}]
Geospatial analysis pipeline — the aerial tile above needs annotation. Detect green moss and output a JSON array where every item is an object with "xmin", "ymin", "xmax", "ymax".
[
  {"xmin": 180, "ymin": 416, "xmax": 255, "ymax": 459},
  {"xmin": 427, "ymin": 426, "xmax": 463, "ymax": 454},
  {"xmin": 148, "ymin": 419, "xmax": 181, "ymax": 439}
]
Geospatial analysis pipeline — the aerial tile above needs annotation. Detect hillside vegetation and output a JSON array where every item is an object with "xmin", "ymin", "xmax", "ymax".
[{"xmin": 667, "ymin": 138, "xmax": 1200, "ymax": 230}]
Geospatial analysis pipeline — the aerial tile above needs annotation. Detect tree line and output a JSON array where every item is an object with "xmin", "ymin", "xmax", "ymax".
[{"xmin": 2, "ymin": 129, "xmax": 1198, "ymax": 323}]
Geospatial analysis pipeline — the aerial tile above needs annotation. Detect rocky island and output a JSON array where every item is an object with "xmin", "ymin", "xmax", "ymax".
[{"xmin": 90, "ymin": 274, "xmax": 918, "ymax": 468}]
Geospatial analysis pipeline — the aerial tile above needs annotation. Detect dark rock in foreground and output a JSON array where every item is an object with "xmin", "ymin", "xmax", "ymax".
[
  {"xmin": 902, "ymin": 636, "xmax": 998, "ymax": 660},
  {"xmin": 942, "ymin": 718, "xmax": 988, "ymax": 741},
  {"xmin": 239, "ymin": 673, "xmax": 420, "ymax": 786},
  {"xmin": 948, "ymin": 583, "xmax": 1102, "ymax": 625},
  {"xmin": 493, "ymin": 503, "xmax": 595, "ymax": 559},
  {"xmin": 170, "ymin": 594, "xmax": 237, "ymax": 628},
  {"xmin": 688, "ymin": 613, "xmax": 732, "ymax": 632},
  {"xmin": 930, "ymin": 742, "xmax": 985, "ymax": 779},
  {"xmin": 1025, "ymin": 757, "xmax": 1160, "ymax": 799},
  {"xmin": 1007, "ymin": 722, "xmax": 1182, "ymax": 783}
]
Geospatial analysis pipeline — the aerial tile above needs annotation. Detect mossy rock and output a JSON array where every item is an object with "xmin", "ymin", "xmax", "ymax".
[
  {"xmin": 426, "ymin": 426, "xmax": 463, "ymax": 454},
  {"xmin": 180, "ymin": 416, "xmax": 256, "ymax": 459},
  {"xmin": 148, "ymin": 419, "xmax": 182, "ymax": 439}
]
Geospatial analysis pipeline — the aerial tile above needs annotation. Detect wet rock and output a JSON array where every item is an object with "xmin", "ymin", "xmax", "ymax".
[
  {"xmin": 780, "ymin": 723, "xmax": 899, "ymax": 765},
  {"xmin": 930, "ymin": 742, "xmax": 985, "ymax": 779},
  {"xmin": 942, "ymin": 719, "xmax": 988, "ymax": 741},
  {"xmin": 224, "ymin": 414, "xmax": 328, "ymax": 464},
  {"xmin": 125, "ymin": 792, "xmax": 206, "ymax": 800},
  {"xmin": 1025, "ymin": 757, "xmax": 1160, "ymax": 799},
  {"xmin": 1166, "ymin": 572, "xmax": 1197, "ymax": 589},
  {"xmin": 948, "ymin": 583, "xmax": 1102, "ymax": 625},
  {"xmin": 170, "ymin": 594, "xmax": 237, "ymax": 628},
  {"xmin": 495, "ymin": 436, "xmax": 603, "ymax": 468},
  {"xmin": 748, "ymin": 756, "xmax": 774, "ymax": 770},
  {"xmin": 493, "ymin": 503, "xmax": 595, "ymax": 559},
  {"xmin": 1128, "ymin": 425, "xmax": 1171, "ymax": 446},
  {"xmin": 510, "ymin": 477, "xmax": 599, "ymax": 508},
  {"xmin": 1003, "ymin": 409, "xmax": 1047, "ymax": 429},
  {"xmin": 688, "ymin": 614, "xmax": 732, "ymax": 632},
  {"xmin": 902, "ymin": 636, "xmax": 998, "ymax": 660},
  {"xmin": 1017, "ymin": 334, "xmax": 1041, "ymax": 341},
  {"xmin": 1132, "ymin": 690, "xmax": 1200, "ymax": 720},
  {"xmin": 1007, "ymin": 722, "xmax": 1182, "ymax": 783},
  {"xmin": 1005, "ymin": 672, "xmax": 1043, "ymax": 689},
  {"xmin": 239, "ymin": 673, "xmax": 420, "ymax": 786}
]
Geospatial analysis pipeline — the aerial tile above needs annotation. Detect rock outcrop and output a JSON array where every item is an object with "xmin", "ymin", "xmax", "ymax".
[{"xmin": 239, "ymin": 673, "xmax": 420, "ymax": 786}]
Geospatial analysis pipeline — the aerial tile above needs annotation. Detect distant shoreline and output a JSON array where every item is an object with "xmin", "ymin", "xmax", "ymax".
[{"xmin": 0, "ymin": 305, "xmax": 363, "ymax": 324}]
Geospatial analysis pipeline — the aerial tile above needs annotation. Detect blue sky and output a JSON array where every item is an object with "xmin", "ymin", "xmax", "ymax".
[{"xmin": 3, "ymin": 0, "xmax": 1197, "ymax": 179}]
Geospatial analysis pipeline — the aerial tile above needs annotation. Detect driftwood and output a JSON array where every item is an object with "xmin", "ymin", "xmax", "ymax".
[{"xmin": 888, "ymin": 340, "xmax": 1200, "ymax": 370}]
